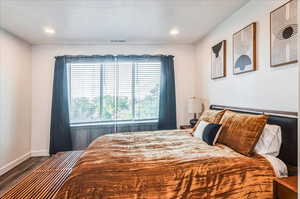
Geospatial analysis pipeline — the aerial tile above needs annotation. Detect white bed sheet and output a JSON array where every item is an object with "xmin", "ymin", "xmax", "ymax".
[{"xmin": 262, "ymin": 154, "xmax": 288, "ymax": 178}]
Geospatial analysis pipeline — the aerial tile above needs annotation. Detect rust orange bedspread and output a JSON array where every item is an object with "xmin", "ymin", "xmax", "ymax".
[{"xmin": 54, "ymin": 130, "xmax": 275, "ymax": 199}]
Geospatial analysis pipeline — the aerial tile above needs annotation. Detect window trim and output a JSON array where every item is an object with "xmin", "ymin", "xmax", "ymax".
[{"xmin": 70, "ymin": 119, "xmax": 158, "ymax": 127}]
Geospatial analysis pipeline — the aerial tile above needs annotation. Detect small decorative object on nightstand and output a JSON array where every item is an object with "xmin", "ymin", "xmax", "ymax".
[
  {"xmin": 180, "ymin": 125, "xmax": 192, "ymax": 129},
  {"xmin": 188, "ymin": 97, "xmax": 203, "ymax": 128},
  {"xmin": 273, "ymin": 176, "xmax": 298, "ymax": 199}
]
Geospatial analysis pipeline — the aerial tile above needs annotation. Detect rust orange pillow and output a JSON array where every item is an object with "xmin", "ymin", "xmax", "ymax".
[
  {"xmin": 193, "ymin": 109, "xmax": 226, "ymax": 132},
  {"xmin": 217, "ymin": 110, "xmax": 268, "ymax": 156}
]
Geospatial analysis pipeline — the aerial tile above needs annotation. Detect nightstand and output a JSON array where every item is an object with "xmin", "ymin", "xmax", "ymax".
[
  {"xmin": 180, "ymin": 125, "xmax": 192, "ymax": 129},
  {"xmin": 273, "ymin": 176, "xmax": 298, "ymax": 199}
]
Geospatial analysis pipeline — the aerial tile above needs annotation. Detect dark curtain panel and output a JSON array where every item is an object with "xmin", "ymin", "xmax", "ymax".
[
  {"xmin": 49, "ymin": 56, "xmax": 72, "ymax": 154},
  {"xmin": 158, "ymin": 55, "xmax": 177, "ymax": 130}
]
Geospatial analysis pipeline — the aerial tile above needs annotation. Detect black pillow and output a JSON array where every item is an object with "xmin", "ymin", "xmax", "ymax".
[{"xmin": 202, "ymin": 123, "xmax": 222, "ymax": 145}]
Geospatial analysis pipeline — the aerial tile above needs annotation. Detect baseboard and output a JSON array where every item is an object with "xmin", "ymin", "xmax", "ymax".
[
  {"xmin": 0, "ymin": 152, "xmax": 31, "ymax": 176},
  {"xmin": 0, "ymin": 150, "xmax": 50, "ymax": 176},
  {"xmin": 31, "ymin": 150, "xmax": 49, "ymax": 157}
]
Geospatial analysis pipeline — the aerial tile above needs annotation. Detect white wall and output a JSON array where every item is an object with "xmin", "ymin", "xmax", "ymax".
[
  {"xmin": 195, "ymin": 0, "xmax": 298, "ymax": 111},
  {"xmin": 31, "ymin": 44, "xmax": 197, "ymax": 153},
  {"xmin": 0, "ymin": 29, "xmax": 32, "ymax": 175}
]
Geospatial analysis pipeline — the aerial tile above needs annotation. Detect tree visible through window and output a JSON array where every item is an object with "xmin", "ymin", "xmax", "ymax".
[{"xmin": 68, "ymin": 61, "xmax": 160, "ymax": 124}]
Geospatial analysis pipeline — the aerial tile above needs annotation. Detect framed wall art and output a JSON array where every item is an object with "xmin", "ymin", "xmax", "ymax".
[
  {"xmin": 270, "ymin": 0, "xmax": 298, "ymax": 67},
  {"xmin": 211, "ymin": 40, "xmax": 226, "ymax": 79},
  {"xmin": 233, "ymin": 23, "xmax": 256, "ymax": 74}
]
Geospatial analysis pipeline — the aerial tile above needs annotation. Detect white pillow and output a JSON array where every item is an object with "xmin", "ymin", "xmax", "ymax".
[
  {"xmin": 193, "ymin": 120, "xmax": 209, "ymax": 139},
  {"xmin": 254, "ymin": 124, "xmax": 282, "ymax": 157},
  {"xmin": 193, "ymin": 120, "xmax": 222, "ymax": 145}
]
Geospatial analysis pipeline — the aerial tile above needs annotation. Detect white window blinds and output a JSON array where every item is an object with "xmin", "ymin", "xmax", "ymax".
[
  {"xmin": 135, "ymin": 62, "xmax": 160, "ymax": 120},
  {"xmin": 69, "ymin": 59, "xmax": 161, "ymax": 124},
  {"xmin": 70, "ymin": 63, "xmax": 101, "ymax": 123}
]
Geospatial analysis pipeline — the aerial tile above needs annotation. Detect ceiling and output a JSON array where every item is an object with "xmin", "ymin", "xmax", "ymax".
[{"xmin": 0, "ymin": 0, "xmax": 249, "ymax": 45}]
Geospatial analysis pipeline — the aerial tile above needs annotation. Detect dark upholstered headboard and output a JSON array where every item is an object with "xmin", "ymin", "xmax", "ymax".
[{"xmin": 210, "ymin": 105, "xmax": 298, "ymax": 167}]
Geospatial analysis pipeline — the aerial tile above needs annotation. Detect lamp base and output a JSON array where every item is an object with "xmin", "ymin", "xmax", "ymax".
[{"xmin": 189, "ymin": 118, "xmax": 199, "ymax": 128}]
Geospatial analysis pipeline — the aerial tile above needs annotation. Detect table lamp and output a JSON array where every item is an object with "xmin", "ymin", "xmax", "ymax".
[{"xmin": 188, "ymin": 97, "xmax": 203, "ymax": 127}]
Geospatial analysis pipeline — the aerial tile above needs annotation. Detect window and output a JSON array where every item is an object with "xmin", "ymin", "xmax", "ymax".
[{"xmin": 68, "ymin": 60, "xmax": 161, "ymax": 124}]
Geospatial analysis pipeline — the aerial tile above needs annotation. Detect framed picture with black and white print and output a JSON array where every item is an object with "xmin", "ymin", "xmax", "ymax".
[
  {"xmin": 211, "ymin": 40, "xmax": 226, "ymax": 79},
  {"xmin": 233, "ymin": 23, "xmax": 256, "ymax": 75},
  {"xmin": 270, "ymin": 0, "xmax": 298, "ymax": 67}
]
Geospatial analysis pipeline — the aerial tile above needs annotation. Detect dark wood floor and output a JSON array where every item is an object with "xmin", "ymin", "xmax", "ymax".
[{"xmin": 0, "ymin": 157, "xmax": 49, "ymax": 197}]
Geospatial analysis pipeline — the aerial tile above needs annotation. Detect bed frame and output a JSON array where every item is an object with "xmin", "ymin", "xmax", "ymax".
[{"xmin": 210, "ymin": 104, "xmax": 298, "ymax": 167}]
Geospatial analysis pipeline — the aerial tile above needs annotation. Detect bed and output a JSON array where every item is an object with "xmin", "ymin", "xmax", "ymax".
[{"xmin": 54, "ymin": 105, "xmax": 298, "ymax": 199}]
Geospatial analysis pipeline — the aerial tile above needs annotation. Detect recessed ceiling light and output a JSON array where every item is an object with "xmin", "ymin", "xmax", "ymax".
[
  {"xmin": 170, "ymin": 28, "xmax": 179, "ymax": 36},
  {"xmin": 44, "ymin": 27, "xmax": 56, "ymax": 35}
]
